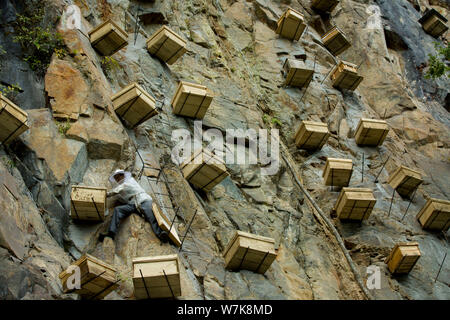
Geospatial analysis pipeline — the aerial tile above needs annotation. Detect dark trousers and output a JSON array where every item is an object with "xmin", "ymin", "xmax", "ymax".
[{"xmin": 108, "ymin": 200, "xmax": 164, "ymax": 239}]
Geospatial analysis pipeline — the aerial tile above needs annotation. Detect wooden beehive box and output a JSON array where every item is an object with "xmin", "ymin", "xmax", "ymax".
[
  {"xmin": 322, "ymin": 26, "xmax": 351, "ymax": 56},
  {"xmin": 70, "ymin": 186, "xmax": 107, "ymax": 221},
  {"xmin": 152, "ymin": 201, "xmax": 182, "ymax": 247},
  {"xmin": 355, "ymin": 118, "xmax": 389, "ymax": 147},
  {"xmin": 89, "ymin": 19, "xmax": 128, "ymax": 56},
  {"xmin": 147, "ymin": 26, "xmax": 187, "ymax": 65},
  {"xmin": 311, "ymin": 0, "xmax": 339, "ymax": 13},
  {"xmin": 223, "ymin": 231, "xmax": 277, "ymax": 274},
  {"xmin": 171, "ymin": 81, "xmax": 213, "ymax": 119},
  {"xmin": 276, "ymin": 7, "xmax": 306, "ymax": 41},
  {"xmin": 416, "ymin": 198, "xmax": 450, "ymax": 232},
  {"xmin": 59, "ymin": 254, "xmax": 118, "ymax": 299},
  {"xmin": 283, "ymin": 59, "xmax": 314, "ymax": 88},
  {"xmin": 132, "ymin": 254, "xmax": 181, "ymax": 299},
  {"xmin": 385, "ymin": 242, "xmax": 421, "ymax": 275},
  {"xmin": 181, "ymin": 148, "xmax": 229, "ymax": 192},
  {"xmin": 419, "ymin": 9, "xmax": 449, "ymax": 38},
  {"xmin": 0, "ymin": 93, "xmax": 29, "ymax": 145},
  {"xmin": 294, "ymin": 121, "xmax": 330, "ymax": 150},
  {"xmin": 387, "ymin": 166, "xmax": 423, "ymax": 198},
  {"xmin": 112, "ymin": 83, "xmax": 158, "ymax": 128},
  {"xmin": 334, "ymin": 188, "xmax": 377, "ymax": 221},
  {"xmin": 323, "ymin": 158, "xmax": 353, "ymax": 187},
  {"xmin": 331, "ymin": 61, "xmax": 363, "ymax": 91}
]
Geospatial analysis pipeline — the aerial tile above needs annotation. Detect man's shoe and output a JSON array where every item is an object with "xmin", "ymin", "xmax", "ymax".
[
  {"xmin": 99, "ymin": 231, "xmax": 115, "ymax": 242},
  {"xmin": 159, "ymin": 231, "xmax": 169, "ymax": 243}
]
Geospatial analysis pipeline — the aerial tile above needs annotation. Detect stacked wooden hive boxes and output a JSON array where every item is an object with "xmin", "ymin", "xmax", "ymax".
[
  {"xmin": 322, "ymin": 26, "xmax": 351, "ymax": 56},
  {"xmin": 385, "ymin": 242, "xmax": 421, "ymax": 275},
  {"xmin": 323, "ymin": 158, "xmax": 353, "ymax": 187},
  {"xmin": 181, "ymin": 148, "xmax": 229, "ymax": 192},
  {"xmin": 0, "ymin": 92, "xmax": 29, "ymax": 145},
  {"xmin": 416, "ymin": 198, "xmax": 450, "ymax": 232},
  {"xmin": 355, "ymin": 118, "xmax": 389, "ymax": 147},
  {"xmin": 388, "ymin": 166, "xmax": 423, "ymax": 198},
  {"xmin": 171, "ymin": 81, "xmax": 214, "ymax": 119},
  {"xmin": 223, "ymin": 231, "xmax": 277, "ymax": 274},
  {"xmin": 295, "ymin": 121, "xmax": 330, "ymax": 150},
  {"xmin": 59, "ymin": 254, "xmax": 118, "ymax": 299},
  {"xmin": 70, "ymin": 186, "xmax": 107, "ymax": 222},
  {"xmin": 147, "ymin": 26, "xmax": 187, "ymax": 65},
  {"xmin": 132, "ymin": 254, "xmax": 181, "ymax": 299},
  {"xmin": 283, "ymin": 59, "xmax": 314, "ymax": 88},
  {"xmin": 331, "ymin": 61, "xmax": 363, "ymax": 91},
  {"xmin": 276, "ymin": 8, "xmax": 306, "ymax": 41},
  {"xmin": 334, "ymin": 188, "xmax": 377, "ymax": 221},
  {"xmin": 418, "ymin": 8, "xmax": 449, "ymax": 38},
  {"xmin": 89, "ymin": 20, "xmax": 128, "ymax": 56},
  {"xmin": 112, "ymin": 83, "xmax": 158, "ymax": 128}
]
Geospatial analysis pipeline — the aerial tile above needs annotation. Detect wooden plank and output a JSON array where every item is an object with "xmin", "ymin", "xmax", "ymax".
[
  {"xmin": 152, "ymin": 202, "xmax": 182, "ymax": 247},
  {"xmin": 0, "ymin": 93, "xmax": 29, "ymax": 144},
  {"xmin": 387, "ymin": 166, "xmax": 423, "ymax": 197},
  {"xmin": 276, "ymin": 8, "xmax": 306, "ymax": 41},
  {"xmin": 89, "ymin": 20, "xmax": 128, "ymax": 56},
  {"xmin": 386, "ymin": 243, "xmax": 420, "ymax": 274},
  {"xmin": 422, "ymin": 14, "xmax": 449, "ymax": 37},
  {"xmin": 147, "ymin": 26, "xmax": 187, "ymax": 65},
  {"xmin": 283, "ymin": 59, "xmax": 314, "ymax": 88},
  {"xmin": 334, "ymin": 188, "xmax": 376, "ymax": 221}
]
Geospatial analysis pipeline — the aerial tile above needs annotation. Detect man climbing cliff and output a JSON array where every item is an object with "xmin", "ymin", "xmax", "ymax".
[{"xmin": 98, "ymin": 169, "xmax": 170, "ymax": 243}]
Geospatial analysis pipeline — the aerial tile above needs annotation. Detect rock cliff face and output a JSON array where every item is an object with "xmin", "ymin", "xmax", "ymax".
[{"xmin": 0, "ymin": 0, "xmax": 449, "ymax": 300}]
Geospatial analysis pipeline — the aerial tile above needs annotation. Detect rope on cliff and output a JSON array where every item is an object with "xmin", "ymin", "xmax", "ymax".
[{"xmin": 280, "ymin": 151, "xmax": 372, "ymax": 300}]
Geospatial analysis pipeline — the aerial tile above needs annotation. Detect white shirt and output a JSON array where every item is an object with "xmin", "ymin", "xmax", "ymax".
[{"xmin": 109, "ymin": 176, "xmax": 152, "ymax": 207}]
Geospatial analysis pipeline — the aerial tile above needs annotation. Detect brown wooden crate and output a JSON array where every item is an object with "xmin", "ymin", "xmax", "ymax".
[
  {"xmin": 385, "ymin": 242, "xmax": 420, "ymax": 274},
  {"xmin": 171, "ymin": 81, "xmax": 213, "ymax": 119},
  {"xmin": 416, "ymin": 198, "xmax": 450, "ymax": 231},
  {"xmin": 223, "ymin": 231, "xmax": 277, "ymax": 274},
  {"xmin": 0, "ymin": 93, "xmax": 29, "ymax": 144},
  {"xmin": 147, "ymin": 26, "xmax": 187, "ymax": 65},
  {"xmin": 312, "ymin": 0, "xmax": 339, "ymax": 12},
  {"xmin": 387, "ymin": 166, "xmax": 423, "ymax": 197},
  {"xmin": 132, "ymin": 254, "xmax": 181, "ymax": 299},
  {"xmin": 152, "ymin": 202, "xmax": 182, "ymax": 247},
  {"xmin": 334, "ymin": 188, "xmax": 376, "ymax": 221},
  {"xmin": 422, "ymin": 14, "xmax": 449, "ymax": 38},
  {"xmin": 89, "ymin": 20, "xmax": 128, "ymax": 56},
  {"xmin": 331, "ymin": 61, "xmax": 363, "ymax": 91},
  {"xmin": 181, "ymin": 149, "xmax": 229, "ymax": 191},
  {"xmin": 112, "ymin": 83, "xmax": 158, "ymax": 128},
  {"xmin": 70, "ymin": 186, "xmax": 107, "ymax": 221},
  {"xmin": 323, "ymin": 158, "xmax": 353, "ymax": 187},
  {"xmin": 283, "ymin": 59, "xmax": 314, "ymax": 88},
  {"xmin": 322, "ymin": 26, "xmax": 351, "ymax": 56},
  {"xmin": 59, "ymin": 254, "xmax": 118, "ymax": 299},
  {"xmin": 295, "ymin": 121, "xmax": 329, "ymax": 150},
  {"xmin": 276, "ymin": 8, "xmax": 306, "ymax": 41},
  {"xmin": 355, "ymin": 118, "xmax": 389, "ymax": 146}
]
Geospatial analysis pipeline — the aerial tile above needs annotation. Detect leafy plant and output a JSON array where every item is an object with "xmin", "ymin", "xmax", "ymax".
[
  {"xmin": 56, "ymin": 119, "xmax": 72, "ymax": 136},
  {"xmin": 101, "ymin": 56, "xmax": 120, "ymax": 74},
  {"xmin": 0, "ymin": 45, "xmax": 5, "ymax": 55},
  {"xmin": 425, "ymin": 42, "xmax": 450, "ymax": 79},
  {"xmin": 1, "ymin": 156, "xmax": 16, "ymax": 170},
  {"xmin": 12, "ymin": 7, "xmax": 66, "ymax": 75},
  {"xmin": 262, "ymin": 114, "xmax": 282, "ymax": 128},
  {"xmin": 0, "ymin": 84, "xmax": 22, "ymax": 101}
]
